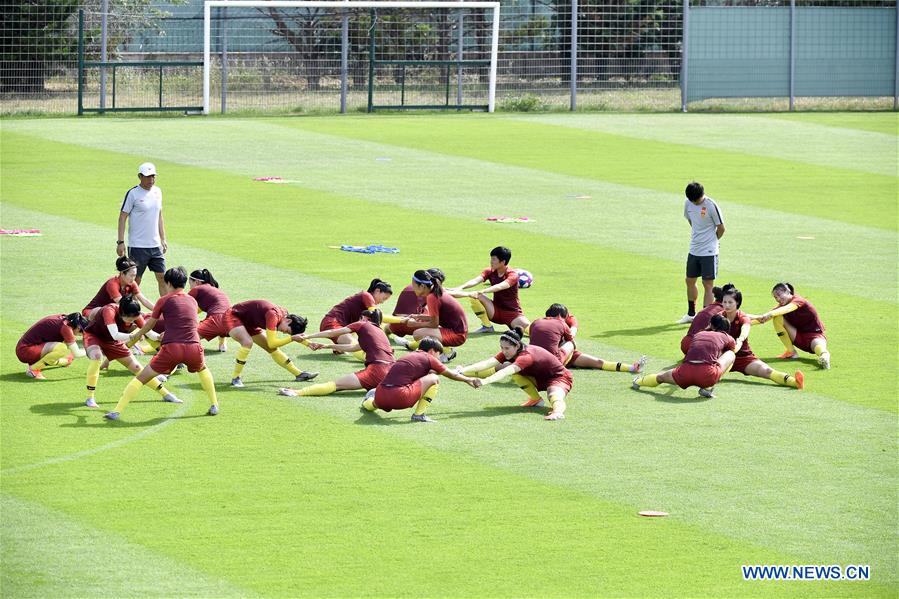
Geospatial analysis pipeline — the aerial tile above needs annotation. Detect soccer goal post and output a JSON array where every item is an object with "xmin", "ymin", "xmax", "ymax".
[{"xmin": 202, "ymin": 0, "xmax": 500, "ymax": 114}]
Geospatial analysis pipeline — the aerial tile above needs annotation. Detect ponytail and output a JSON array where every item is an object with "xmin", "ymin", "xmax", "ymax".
[
  {"xmin": 367, "ymin": 278, "xmax": 393, "ymax": 295},
  {"xmin": 545, "ymin": 303, "xmax": 568, "ymax": 318},
  {"xmin": 361, "ymin": 308, "xmax": 383, "ymax": 327},
  {"xmin": 772, "ymin": 282, "xmax": 795, "ymax": 295},
  {"xmin": 116, "ymin": 256, "xmax": 137, "ymax": 273},
  {"xmin": 286, "ymin": 314, "xmax": 308, "ymax": 335},
  {"xmin": 189, "ymin": 268, "xmax": 219, "ymax": 288},
  {"xmin": 412, "ymin": 269, "xmax": 443, "ymax": 297},
  {"xmin": 119, "ymin": 294, "xmax": 141, "ymax": 317},
  {"xmin": 65, "ymin": 312, "xmax": 88, "ymax": 331}
]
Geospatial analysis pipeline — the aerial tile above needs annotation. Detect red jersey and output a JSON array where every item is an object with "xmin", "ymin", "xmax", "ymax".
[
  {"xmin": 84, "ymin": 276, "xmax": 140, "ymax": 312},
  {"xmin": 347, "ymin": 321, "xmax": 395, "ymax": 365},
  {"xmin": 20, "ymin": 314, "xmax": 77, "ymax": 346},
  {"xmin": 326, "ymin": 291, "xmax": 376, "ymax": 326},
  {"xmin": 381, "ymin": 351, "xmax": 446, "ymax": 387},
  {"xmin": 151, "ymin": 292, "xmax": 200, "ymax": 345},
  {"xmin": 687, "ymin": 302, "xmax": 725, "ymax": 337},
  {"xmin": 231, "ymin": 300, "xmax": 286, "ymax": 332},
  {"xmin": 392, "ymin": 285, "xmax": 425, "ymax": 316},
  {"xmin": 494, "ymin": 345, "xmax": 570, "ymax": 391},
  {"xmin": 528, "ymin": 317, "xmax": 573, "ymax": 361},
  {"xmin": 425, "ymin": 293, "xmax": 468, "ymax": 334},
  {"xmin": 480, "ymin": 268, "xmax": 521, "ymax": 314},
  {"xmin": 564, "ymin": 314, "xmax": 579, "ymax": 332},
  {"xmin": 684, "ymin": 331, "xmax": 735, "ymax": 364},
  {"xmin": 85, "ymin": 304, "xmax": 144, "ymax": 344},
  {"xmin": 784, "ymin": 295, "xmax": 825, "ymax": 334},
  {"xmin": 188, "ymin": 285, "xmax": 230, "ymax": 315},
  {"xmin": 727, "ymin": 311, "xmax": 753, "ymax": 357}
]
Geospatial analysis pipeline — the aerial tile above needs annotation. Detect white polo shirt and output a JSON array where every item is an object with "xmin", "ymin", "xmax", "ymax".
[
  {"xmin": 684, "ymin": 196, "xmax": 723, "ymax": 257},
  {"xmin": 121, "ymin": 185, "xmax": 162, "ymax": 248}
]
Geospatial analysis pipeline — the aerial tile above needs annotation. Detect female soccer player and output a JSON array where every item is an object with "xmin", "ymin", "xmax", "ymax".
[
  {"xmin": 16, "ymin": 312, "xmax": 87, "ymax": 379},
  {"xmin": 280, "ymin": 309, "xmax": 395, "ymax": 397},
  {"xmin": 449, "ymin": 246, "xmax": 530, "ymax": 334},
  {"xmin": 719, "ymin": 286, "xmax": 804, "ymax": 389},
  {"xmin": 188, "ymin": 268, "xmax": 231, "ymax": 353},
  {"xmin": 361, "ymin": 336, "xmax": 481, "ymax": 422},
  {"xmin": 457, "ymin": 327, "xmax": 572, "ymax": 421},
  {"xmin": 83, "ymin": 295, "xmax": 178, "ymax": 408},
  {"xmin": 320, "ymin": 279, "xmax": 394, "ymax": 346},
  {"xmin": 388, "ymin": 282, "xmax": 425, "ymax": 340},
  {"xmin": 83, "ymin": 257, "xmax": 154, "ymax": 318},
  {"xmin": 104, "ymin": 267, "xmax": 218, "ymax": 421},
  {"xmin": 529, "ymin": 303, "xmax": 644, "ymax": 373},
  {"xmin": 680, "ymin": 285, "xmax": 727, "ymax": 354},
  {"xmin": 632, "ymin": 314, "xmax": 735, "ymax": 398},
  {"xmin": 756, "ymin": 282, "xmax": 830, "ymax": 369},
  {"xmin": 396, "ymin": 270, "xmax": 468, "ymax": 363}
]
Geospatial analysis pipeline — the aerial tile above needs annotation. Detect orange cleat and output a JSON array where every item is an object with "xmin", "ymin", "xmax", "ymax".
[
  {"xmin": 26, "ymin": 367, "xmax": 46, "ymax": 380},
  {"xmin": 794, "ymin": 371, "xmax": 805, "ymax": 390},
  {"xmin": 777, "ymin": 350, "xmax": 798, "ymax": 360},
  {"xmin": 520, "ymin": 398, "xmax": 544, "ymax": 407}
]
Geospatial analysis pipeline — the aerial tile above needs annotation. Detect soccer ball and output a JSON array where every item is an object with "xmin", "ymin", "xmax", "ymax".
[{"xmin": 517, "ymin": 269, "xmax": 534, "ymax": 289}]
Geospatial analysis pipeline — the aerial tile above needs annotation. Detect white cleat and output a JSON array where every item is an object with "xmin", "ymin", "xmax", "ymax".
[
  {"xmin": 676, "ymin": 314, "xmax": 695, "ymax": 324},
  {"xmin": 818, "ymin": 352, "xmax": 831, "ymax": 370},
  {"xmin": 278, "ymin": 387, "xmax": 298, "ymax": 397},
  {"xmin": 631, "ymin": 376, "xmax": 641, "ymax": 391}
]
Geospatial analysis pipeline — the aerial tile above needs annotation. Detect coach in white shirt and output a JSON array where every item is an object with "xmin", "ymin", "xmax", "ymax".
[
  {"xmin": 116, "ymin": 162, "xmax": 168, "ymax": 297},
  {"xmin": 677, "ymin": 181, "xmax": 725, "ymax": 324}
]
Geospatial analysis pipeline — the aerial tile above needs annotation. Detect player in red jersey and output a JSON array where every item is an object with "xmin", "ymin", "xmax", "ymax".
[
  {"xmin": 632, "ymin": 314, "xmax": 735, "ymax": 398},
  {"xmin": 280, "ymin": 309, "xmax": 395, "ymax": 397},
  {"xmin": 395, "ymin": 270, "xmax": 468, "ymax": 363},
  {"xmin": 105, "ymin": 267, "xmax": 218, "ymax": 420},
  {"xmin": 320, "ymin": 279, "xmax": 395, "ymax": 346},
  {"xmin": 448, "ymin": 246, "xmax": 530, "ymax": 334},
  {"xmin": 223, "ymin": 299, "xmax": 315, "ymax": 387},
  {"xmin": 719, "ymin": 286, "xmax": 803, "ymax": 389},
  {"xmin": 530, "ymin": 303, "xmax": 645, "ymax": 374},
  {"xmin": 16, "ymin": 312, "xmax": 87, "ymax": 379},
  {"xmin": 457, "ymin": 327, "xmax": 572, "ymax": 420},
  {"xmin": 83, "ymin": 257, "xmax": 155, "ymax": 318},
  {"xmin": 82, "ymin": 296, "xmax": 177, "ymax": 408},
  {"xmin": 756, "ymin": 282, "xmax": 830, "ymax": 369},
  {"xmin": 361, "ymin": 336, "xmax": 481, "ymax": 422},
  {"xmin": 387, "ymin": 283, "xmax": 425, "ymax": 339},
  {"xmin": 680, "ymin": 285, "xmax": 727, "ymax": 354},
  {"xmin": 188, "ymin": 268, "xmax": 231, "ymax": 353}
]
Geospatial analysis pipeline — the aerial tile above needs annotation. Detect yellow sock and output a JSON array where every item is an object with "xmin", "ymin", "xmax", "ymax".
[
  {"xmin": 600, "ymin": 361, "xmax": 627, "ymax": 372},
  {"xmin": 813, "ymin": 344, "xmax": 825, "ymax": 357},
  {"xmin": 469, "ymin": 298, "xmax": 491, "ymax": 327},
  {"xmin": 772, "ymin": 316, "xmax": 795, "ymax": 352},
  {"xmin": 362, "ymin": 397, "xmax": 377, "ymax": 411},
  {"xmin": 351, "ymin": 350, "xmax": 367, "ymax": 362},
  {"xmin": 31, "ymin": 342, "xmax": 68, "ymax": 370},
  {"xmin": 511, "ymin": 374, "xmax": 541, "ymax": 401},
  {"xmin": 635, "ymin": 374, "xmax": 660, "ymax": 387},
  {"xmin": 271, "ymin": 349, "xmax": 301, "ymax": 376},
  {"xmin": 407, "ymin": 339, "xmax": 420, "ymax": 350},
  {"xmin": 146, "ymin": 377, "xmax": 173, "ymax": 398},
  {"xmin": 768, "ymin": 369, "xmax": 798, "ymax": 388},
  {"xmin": 523, "ymin": 324, "xmax": 530, "ymax": 336},
  {"xmin": 138, "ymin": 341, "xmax": 157, "ymax": 355},
  {"xmin": 548, "ymin": 390, "xmax": 566, "ymax": 415},
  {"xmin": 197, "ymin": 367, "xmax": 218, "ymax": 406},
  {"xmin": 297, "ymin": 381, "xmax": 338, "ymax": 396},
  {"xmin": 113, "ymin": 378, "xmax": 143, "ymax": 413},
  {"xmin": 414, "ymin": 383, "xmax": 439, "ymax": 415},
  {"xmin": 232, "ymin": 346, "xmax": 252, "ymax": 378},
  {"xmin": 86, "ymin": 358, "xmax": 101, "ymax": 398}
]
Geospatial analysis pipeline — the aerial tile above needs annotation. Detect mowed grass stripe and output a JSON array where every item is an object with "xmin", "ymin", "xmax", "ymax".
[
  {"xmin": 2, "ymin": 205, "xmax": 895, "ymax": 588},
  {"xmin": 276, "ymin": 115, "xmax": 898, "ymax": 231},
  {"xmin": 763, "ymin": 112, "xmax": 899, "ymax": 136},
  {"xmin": 2, "ymin": 126, "xmax": 895, "ymax": 303},
  {"xmin": 508, "ymin": 113, "xmax": 897, "ymax": 177},
  {"xmin": 1, "ymin": 494, "xmax": 257, "ymax": 598}
]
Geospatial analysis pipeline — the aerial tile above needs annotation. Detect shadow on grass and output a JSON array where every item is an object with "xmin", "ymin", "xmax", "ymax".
[
  {"xmin": 439, "ymin": 405, "xmax": 544, "ymax": 419},
  {"xmin": 593, "ymin": 323, "xmax": 685, "ymax": 339},
  {"xmin": 0, "ymin": 371, "xmax": 81, "ymax": 383},
  {"xmin": 629, "ymin": 387, "xmax": 712, "ymax": 404},
  {"xmin": 28, "ymin": 400, "xmax": 209, "ymax": 428}
]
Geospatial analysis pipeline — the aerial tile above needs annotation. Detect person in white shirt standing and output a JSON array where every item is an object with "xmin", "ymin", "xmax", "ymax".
[
  {"xmin": 117, "ymin": 162, "xmax": 168, "ymax": 298},
  {"xmin": 677, "ymin": 181, "xmax": 725, "ymax": 324}
]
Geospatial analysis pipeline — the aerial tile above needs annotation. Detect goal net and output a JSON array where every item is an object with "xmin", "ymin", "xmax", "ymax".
[{"xmin": 202, "ymin": 1, "xmax": 500, "ymax": 114}]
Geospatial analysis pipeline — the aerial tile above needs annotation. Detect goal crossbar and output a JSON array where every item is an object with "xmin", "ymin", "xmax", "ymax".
[{"xmin": 202, "ymin": 0, "xmax": 501, "ymax": 114}]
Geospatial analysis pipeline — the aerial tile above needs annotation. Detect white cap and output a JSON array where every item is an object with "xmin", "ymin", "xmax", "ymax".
[{"xmin": 138, "ymin": 162, "xmax": 157, "ymax": 176}]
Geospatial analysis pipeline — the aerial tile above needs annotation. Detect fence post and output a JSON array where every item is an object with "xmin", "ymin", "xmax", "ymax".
[
  {"xmin": 894, "ymin": 1, "xmax": 898, "ymax": 111},
  {"xmin": 680, "ymin": 0, "xmax": 689, "ymax": 112},
  {"xmin": 570, "ymin": 0, "xmax": 577, "ymax": 111},
  {"xmin": 100, "ymin": 0, "xmax": 108, "ymax": 111},
  {"xmin": 789, "ymin": 0, "xmax": 796, "ymax": 111},
  {"xmin": 367, "ymin": 9, "xmax": 376, "ymax": 112},
  {"xmin": 341, "ymin": 12, "xmax": 349, "ymax": 113},
  {"xmin": 221, "ymin": 7, "xmax": 228, "ymax": 114},
  {"xmin": 456, "ymin": 11, "xmax": 464, "ymax": 107},
  {"xmin": 78, "ymin": 9, "xmax": 84, "ymax": 116}
]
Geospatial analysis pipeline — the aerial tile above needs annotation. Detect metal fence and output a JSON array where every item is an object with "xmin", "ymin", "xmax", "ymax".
[{"xmin": 1, "ymin": 0, "xmax": 896, "ymax": 115}]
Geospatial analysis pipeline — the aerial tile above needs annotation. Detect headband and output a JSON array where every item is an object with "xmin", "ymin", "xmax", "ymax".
[{"xmin": 412, "ymin": 274, "xmax": 432, "ymax": 285}]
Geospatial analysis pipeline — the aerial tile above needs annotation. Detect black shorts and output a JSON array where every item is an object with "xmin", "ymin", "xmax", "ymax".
[
  {"xmin": 129, "ymin": 247, "xmax": 166, "ymax": 277},
  {"xmin": 686, "ymin": 253, "xmax": 718, "ymax": 280}
]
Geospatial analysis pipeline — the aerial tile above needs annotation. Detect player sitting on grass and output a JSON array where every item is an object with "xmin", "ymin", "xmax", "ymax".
[
  {"xmin": 280, "ymin": 309, "xmax": 395, "ymax": 397},
  {"xmin": 394, "ymin": 269, "xmax": 467, "ymax": 364},
  {"xmin": 632, "ymin": 314, "xmax": 734, "ymax": 398},
  {"xmin": 320, "ymin": 279, "xmax": 398, "ymax": 355},
  {"xmin": 448, "ymin": 246, "xmax": 530, "ymax": 334},
  {"xmin": 680, "ymin": 285, "xmax": 727, "ymax": 354},
  {"xmin": 16, "ymin": 312, "xmax": 87, "ymax": 380},
  {"xmin": 83, "ymin": 296, "xmax": 177, "ymax": 408},
  {"xmin": 361, "ymin": 336, "xmax": 482, "ymax": 422},
  {"xmin": 82, "ymin": 256, "xmax": 155, "ymax": 319},
  {"xmin": 456, "ymin": 327, "xmax": 572, "ymax": 421},
  {"xmin": 530, "ymin": 303, "xmax": 645, "ymax": 373},
  {"xmin": 105, "ymin": 267, "xmax": 219, "ymax": 421},
  {"xmin": 755, "ymin": 282, "xmax": 830, "ymax": 369},
  {"xmin": 720, "ymin": 286, "xmax": 804, "ymax": 390}
]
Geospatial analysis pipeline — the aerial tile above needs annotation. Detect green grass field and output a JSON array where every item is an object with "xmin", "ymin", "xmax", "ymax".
[{"xmin": 1, "ymin": 112, "xmax": 896, "ymax": 598}]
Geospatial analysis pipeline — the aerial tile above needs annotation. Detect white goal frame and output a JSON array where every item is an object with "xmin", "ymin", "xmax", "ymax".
[{"xmin": 203, "ymin": 0, "xmax": 501, "ymax": 114}]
